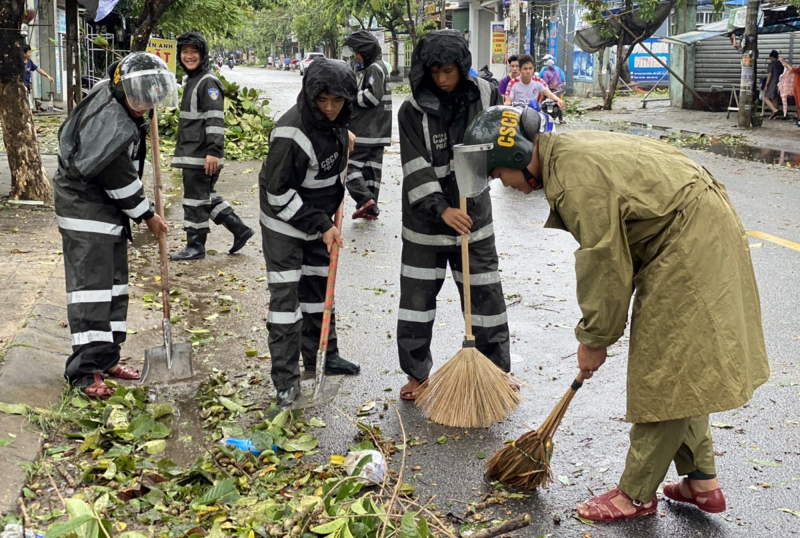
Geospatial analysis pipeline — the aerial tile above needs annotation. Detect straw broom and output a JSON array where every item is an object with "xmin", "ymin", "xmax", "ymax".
[
  {"xmin": 485, "ymin": 373, "xmax": 585, "ymax": 489},
  {"xmin": 414, "ymin": 196, "xmax": 521, "ymax": 428}
]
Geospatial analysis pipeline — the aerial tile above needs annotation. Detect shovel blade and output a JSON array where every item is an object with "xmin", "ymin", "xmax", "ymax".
[
  {"xmin": 140, "ymin": 342, "xmax": 193, "ymax": 385},
  {"xmin": 313, "ymin": 349, "xmax": 326, "ymax": 399},
  {"xmin": 292, "ymin": 377, "xmax": 340, "ymax": 410}
]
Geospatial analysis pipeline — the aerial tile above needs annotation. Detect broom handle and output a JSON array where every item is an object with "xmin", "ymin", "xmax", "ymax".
[{"xmin": 459, "ymin": 196, "xmax": 473, "ymax": 339}]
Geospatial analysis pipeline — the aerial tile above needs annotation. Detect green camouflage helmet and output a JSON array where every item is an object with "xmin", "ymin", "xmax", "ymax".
[{"xmin": 463, "ymin": 106, "xmax": 538, "ymax": 174}]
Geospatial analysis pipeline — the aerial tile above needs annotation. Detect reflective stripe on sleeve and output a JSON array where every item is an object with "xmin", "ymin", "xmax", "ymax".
[
  {"xmin": 172, "ymin": 156, "xmax": 226, "ymax": 166},
  {"xmin": 267, "ymin": 189, "xmax": 299, "ymax": 207},
  {"xmin": 122, "ymin": 199, "xmax": 151, "ymax": 219},
  {"xmin": 402, "ymin": 156, "xmax": 428, "ymax": 177},
  {"xmin": 356, "ymin": 137, "xmax": 391, "ymax": 145},
  {"xmin": 408, "ymin": 181, "xmax": 443, "ymax": 204},
  {"xmin": 260, "ymin": 211, "xmax": 321, "ymax": 241},
  {"xmin": 105, "ymin": 179, "xmax": 143, "ymax": 200},
  {"xmin": 277, "ymin": 195, "xmax": 303, "ymax": 221},
  {"xmin": 270, "ymin": 126, "xmax": 317, "ymax": 166},
  {"xmin": 57, "ymin": 216, "xmax": 123, "ymax": 236},
  {"xmin": 397, "ymin": 308, "xmax": 436, "ymax": 323},
  {"xmin": 110, "ymin": 321, "xmax": 127, "ymax": 332},
  {"xmin": 180, "ymin": 110, "xmax": 225, "ymax": 120}
]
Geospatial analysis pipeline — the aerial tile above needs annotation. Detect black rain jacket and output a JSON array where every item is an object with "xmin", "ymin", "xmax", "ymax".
[
  {"xmin": 172, "ymin": 32, "xmax": 225, "ymax": 169},
  {"xmin": 345, "ymin": 30, "xmax": 392, "ymax": 146},
  {"xmin": 54, "ymin": 63, "xmax": 153, "ymax": 244},
  {"xmin": 398, "ymin": 30, "xmax": 499, "ymax": 248},
  {"xmin": 259, "ymin": 59, "xmax": 358, "ymax": 239}
]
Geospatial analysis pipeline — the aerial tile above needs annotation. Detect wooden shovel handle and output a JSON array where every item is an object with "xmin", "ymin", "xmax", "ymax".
[
  {"xmin": 149, "ymin": 110, "xmax": 170, "ymax": 319},
  {"xmin": 459, "ymin": 196, "xmax": 472, "ymax": 338}
]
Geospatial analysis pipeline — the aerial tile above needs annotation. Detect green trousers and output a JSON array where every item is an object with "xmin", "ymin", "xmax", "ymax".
[{"xmin": 618, "ymin": 415, "xmax": 716, "ymax": 503}]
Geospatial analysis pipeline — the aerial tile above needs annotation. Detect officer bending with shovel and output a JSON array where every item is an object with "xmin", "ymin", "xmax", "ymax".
[{"xmin": 460, "ymin": 106, "xmax": 769, "ymax": 522}]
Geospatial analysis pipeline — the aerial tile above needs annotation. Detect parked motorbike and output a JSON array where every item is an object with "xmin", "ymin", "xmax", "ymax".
[{"xmin": 478, "ymin": 64, "xmax": 497, "ymax": 86}]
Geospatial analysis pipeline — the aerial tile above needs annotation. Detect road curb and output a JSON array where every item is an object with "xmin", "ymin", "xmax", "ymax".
[{"xmin": 0, "ymin": 267, "xmax": 68, "ymax": 515}]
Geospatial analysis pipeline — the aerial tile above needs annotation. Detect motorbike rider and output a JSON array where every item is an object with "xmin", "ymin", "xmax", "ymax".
[
  {"xmin": 259, "ymin": 58, "xmax": 361, "ymax": 407},
  {"xmin": 462, "ymin": 105, "xmax": 768, "ymax": 523},
  {"xmin": 395, "ymin": 30, "xmax": 516, "ymax": 401},
  {"xmin": 343, "ymin": 29, "xmax": 392, "ymax": 220},
  {"xmin": 171, "ymin": 32, "xmax": 254, "ymax": 261},
  {"xmin": 54, "ymin": 52, "xmax": 173, "ymax": 398}
]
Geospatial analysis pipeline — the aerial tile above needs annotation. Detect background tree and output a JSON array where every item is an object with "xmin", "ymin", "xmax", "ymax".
[
  {"xmin": 0, "ymin": 0, "xmax": 50, "ymax": 201},
  {"xmin": 292, "ymin": 0, "xmax": 345, "ymax": 57}
]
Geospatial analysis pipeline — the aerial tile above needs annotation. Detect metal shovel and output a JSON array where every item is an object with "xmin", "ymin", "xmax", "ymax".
[{"xmin": 140, "ymin": 109, "xmax": 193, "ymax": 385}]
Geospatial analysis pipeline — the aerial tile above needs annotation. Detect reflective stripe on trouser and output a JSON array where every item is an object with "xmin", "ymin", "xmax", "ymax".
[
  {"xmin": 346, "ymin": 144, "xmax": 384, "ymax": 208},
  {"xmin": 262, "ymin": 230, "xmax": 339, "ymax": 392},
  {"xmin": 182, "ymin": 168, "xmax": 234, "ymax": 233},
  {"xmin": 618, "ymin": 415, "xmax": 716, "ymax": 503},
  {"xmin": 397, "ymin": 235, "xmax": 510, "ymax": 382},
  {"xmin": 63, "ymin": 235, "xmax": 128, "ymax": 387}
]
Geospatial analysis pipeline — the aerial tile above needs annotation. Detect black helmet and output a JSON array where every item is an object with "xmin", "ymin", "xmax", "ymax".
[{"xmin": 112, "ymin": 52, "xmax": 178, "ymax": 112}]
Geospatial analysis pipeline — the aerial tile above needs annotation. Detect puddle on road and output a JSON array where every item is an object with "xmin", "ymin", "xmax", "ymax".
[{"xmin": 622, "ymin": 126, "xmax": 800, "ymax": 166}]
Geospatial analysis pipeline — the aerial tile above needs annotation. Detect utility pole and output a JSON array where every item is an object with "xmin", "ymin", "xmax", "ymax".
[
  {"xmin": 65, "ymin": 0, "xmax": 81, "ymax": 113},
  {"xmin": 737, "ymin": 0, "xmax": 759, "ymax": 129}
]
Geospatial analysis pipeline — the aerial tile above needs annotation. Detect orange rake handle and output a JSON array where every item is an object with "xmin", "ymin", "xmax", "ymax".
[{"xmin": 318, "ymin": 197, "xmax": 344, "ymax": 353}]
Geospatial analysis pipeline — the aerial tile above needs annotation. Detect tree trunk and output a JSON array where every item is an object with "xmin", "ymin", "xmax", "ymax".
[
  {"xmin": 391, "ymin": 28, "xmax": 400, "ymax": 75},
  {"xmin": 598, "ymin": 47, "xmax": 607, "ymax": 97},
  {"xmin": 604, "ymin": 32, "xmax": 626, "ymax": 110},
  {"xmin": 440, "ymin": 0, "xmax": 447, "ymax": 29},
  {"xmin": 737, "ymin": 0, "xmax": 759, "ymax": 128},
  {"xmin": 0, "ymin": 0, "xmax": 51, "ymax": 201},
  {"xmin": 131, "ymin": 0, "xmax": 180, "ymax": 51},
  {"xmin": 405, "ymin": 0, "xmax": 418, "ymax": 46}
]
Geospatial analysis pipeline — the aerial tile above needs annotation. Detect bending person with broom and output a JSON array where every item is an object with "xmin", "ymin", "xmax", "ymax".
[
  {"xmin": 396, "ymin": 30, "xmax": 517, "ymax": 404},
  {"xmin": 465, "ymin": 106, "xmax": 769, "ymax": 521},
  {"xmin": 259, "ymin": 58, "xmax": 361, "ymax": 408}
]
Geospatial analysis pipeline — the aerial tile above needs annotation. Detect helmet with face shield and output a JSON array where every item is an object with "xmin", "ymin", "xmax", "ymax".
[{"xmin": 112, "ymin": 52, "xmax": 178, "ymax": 112}]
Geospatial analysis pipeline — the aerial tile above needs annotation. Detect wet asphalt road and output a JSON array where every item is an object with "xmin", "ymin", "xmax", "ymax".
[{"xmin": 128, "ymin": 67, "xmax": 799, "ymax": 537}]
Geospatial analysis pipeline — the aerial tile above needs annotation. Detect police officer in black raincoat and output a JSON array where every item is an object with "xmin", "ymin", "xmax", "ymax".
[
  {"xmin": 343, "ymin": 29, "xmax": 392, "ymax": 220},
  {"xmin": 171, "ymin": 31, "xmax": 254, "ymax": 261},
  {"xmin": 54, "ymin": 52, "xmax": 173, "ymax": 398},
  {"xmin": 396, "ymin": 30, "xmax": 512, "ymax": 400},
  {"xmin": 259, "ymin": 58, "xmax": 361, "ymax": 407}
]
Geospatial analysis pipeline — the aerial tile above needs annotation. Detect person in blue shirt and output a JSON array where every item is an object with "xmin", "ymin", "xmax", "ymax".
[
  {"xmin": 538, "ymin": 53, "xmax": 565, "ymax": 84},
  {"xmin": 23, "ymin": 45, "xmax": 53, "ymax": 93}
]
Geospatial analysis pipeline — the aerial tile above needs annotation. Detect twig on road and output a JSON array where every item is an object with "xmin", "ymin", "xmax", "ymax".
[{"xmin": 470, "ymin": 513, "xmax": 531, "ymax": 538}]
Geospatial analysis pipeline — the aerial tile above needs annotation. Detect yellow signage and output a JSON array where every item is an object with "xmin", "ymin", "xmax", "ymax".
[
  {"xmin": 146, "ymin": 38, "xmax": 178, "ymax": 73},
  {"xmin": 490, "ymin": 22, "xmax": 506, "ymax": 65}
]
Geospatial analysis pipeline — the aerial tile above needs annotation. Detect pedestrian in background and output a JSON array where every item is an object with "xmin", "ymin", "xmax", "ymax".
[
  {"xmin": 764, "ymin": 50, "xmax": 784, "ymax": 120},
  {"xmin": 170, "ymin": 31, "xmax": 254, "ymax": 261},
  {"xmin": 343, "ymin": 29, "xmax": 392, "ymax": 221},
  {"xmin": 538, "ymin": 53, "xmax": 566, "ymax": 84},
  {"xmin": 259, "ymin": 58, "xmax": 361, "ymax": 408},
  {"xmin": 54, "ymin": 53, "xmax": 173, "ymax": 398},
  {"xmin": 497, "ymin": 54, "xmax": 519, "ymax": 97},
  {"xmin": 777, "ymin": 61, "xmax": 795, "ymax": 120},
  {"xmin": 779, "ymin": 56, "xmax": 800, "ymax": 125}
]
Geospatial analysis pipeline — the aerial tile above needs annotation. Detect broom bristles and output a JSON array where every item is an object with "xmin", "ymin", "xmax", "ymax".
[
  {"xmin": 484, "ymin": 376, "xmax": 584, "ymax": 490},
  {"xmin": 484, "ymin": 430, "xmax": 553, "ymax": 490},
  {"xmin": 415, "ymin": 346, "xmax": 520, "ymax": 428}
]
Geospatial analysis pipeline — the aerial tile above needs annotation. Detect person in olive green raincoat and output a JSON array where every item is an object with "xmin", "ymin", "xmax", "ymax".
[{"xmin": 460, "ymin": 106, "xmax": 770, "ymax": 522}]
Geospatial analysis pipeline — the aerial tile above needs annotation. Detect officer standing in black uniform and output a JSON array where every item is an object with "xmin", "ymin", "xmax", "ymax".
[
  {"xmin": 395, "ymin": 30, "xmax": 513, "ymax": 401},
  {"xmin": 343, "ymin": 30, "xmax": 392, "ymax": 220},
  {"xmin": 54, "ymin": 52, "xmax": 173, "ymax": 398},
  {"xmin": 259, "ymin": 58, "xmax": 362, "ymax": 407},
  {"xmin": 171, "ymin": 31, "xmax": 254, "ymax": 261}
]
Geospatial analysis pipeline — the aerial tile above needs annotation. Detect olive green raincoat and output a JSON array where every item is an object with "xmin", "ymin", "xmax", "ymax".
[{"xmin": 538, "ymin": 131, "xmax": 769, "ymax": 423}]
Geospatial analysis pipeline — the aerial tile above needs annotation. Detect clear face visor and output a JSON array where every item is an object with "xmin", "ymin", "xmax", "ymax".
[
  {"xmin": 342, "ymin": 45, "xmax": 355, "ymax": 58},
  {"xmin": 453, "ymin": 143, "xmax": 494, "ymax": 198},
  {"xmin": 121, "ymin": 69, "xmax": 179, "ymax": 112}
]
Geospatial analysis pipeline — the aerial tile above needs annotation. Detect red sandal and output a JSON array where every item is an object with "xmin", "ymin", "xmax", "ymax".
[
  {"xmin": 82, "ymin": 372, "xmax": 115, "ymax": 399},
  {"xmin": 400, "ymin": 376, "xmax": 423, "ymax": 401},
  {"xmin": 352, "ymin": 199, "xmax": 377, "ymax": 220},
  {"xmin": 577, "ymin": 487, "xmax": 658, "ymax": 522},
  {"xmin": 663, "ymin": 479, "xmax": 726, "ymax": 513},
  {"xmin": 107, "ymin": 364, "xmax": 141, "ymax": 380}
]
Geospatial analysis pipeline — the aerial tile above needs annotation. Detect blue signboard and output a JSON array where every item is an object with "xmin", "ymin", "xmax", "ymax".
[
  {"xmin": 548, "ymin": 21, "xmax": 558, "ymax": 63},
  {"xmin": 628, "ymin": 38, "xmax": 669, "ymax": 83},
  {"xmin": 573, "ymin": 50, "xmax": 593, "ymax": 82}
]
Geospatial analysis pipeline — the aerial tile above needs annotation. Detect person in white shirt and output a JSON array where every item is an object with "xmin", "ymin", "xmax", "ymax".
[{"xmin": 505, "ymin": 54, "xmax": 563, "ymax": 109}]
